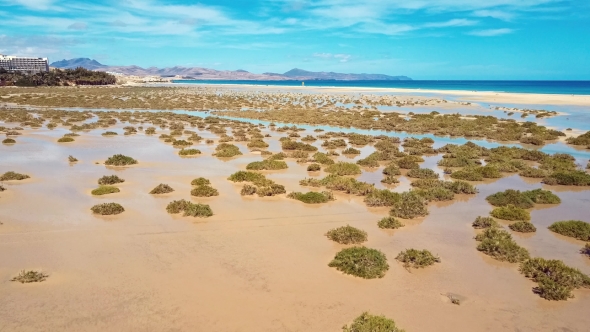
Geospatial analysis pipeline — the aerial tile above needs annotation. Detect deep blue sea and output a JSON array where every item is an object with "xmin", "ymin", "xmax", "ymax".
[{"xmin": 172, "ymin": 80, "xmax": 590, "ymax": 95}]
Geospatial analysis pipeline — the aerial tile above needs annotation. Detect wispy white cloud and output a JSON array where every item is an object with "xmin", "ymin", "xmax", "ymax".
[
  {"xmin": 472, "ymin": 9, "xmax": 515, "ymax": 21},
  {"xmin": 312, "ymin": 53, "xmax": 352, "ymax": 62},
  {"xmin": 469, "ymin": 28, "xmax": 514, "ymax": 36},
  {"xmin": 423, "ymin": 18, "xmax": 478, "ymax": 28}
]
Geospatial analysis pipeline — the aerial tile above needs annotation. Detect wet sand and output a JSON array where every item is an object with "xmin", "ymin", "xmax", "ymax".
[{"xmin": 1, "ymin": 120, "xmax": 590, "ymax": 332}]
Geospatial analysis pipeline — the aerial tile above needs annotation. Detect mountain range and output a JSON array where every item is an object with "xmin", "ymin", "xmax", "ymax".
[{"xmin": 50, "ymin": 58, "xmax": 411, "ymax": 81}]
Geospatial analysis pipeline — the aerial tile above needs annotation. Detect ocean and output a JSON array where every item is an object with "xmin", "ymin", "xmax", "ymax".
[{"xmin": 172, "ymin": 80, "xmax": 590, "ymax": 95}]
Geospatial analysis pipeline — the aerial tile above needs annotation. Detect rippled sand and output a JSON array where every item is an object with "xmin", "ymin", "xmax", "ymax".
[{"xmin": 1, "ymin": 120, "xmax": 589, "ymax": 332}]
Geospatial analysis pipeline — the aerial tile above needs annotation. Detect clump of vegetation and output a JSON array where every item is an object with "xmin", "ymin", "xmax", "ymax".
[
  {"xmin": 91, "ymin": 202, "xmax": 125, "ymax": 215},
  {"xmin": 68, "ymin": 155, "xmax": 78, "ymax": 162},
  {"xmin": 98, "ymin": 175, "xmax": 124, "ymax": 185},
  {"xmin": 307, "ymin": 163, "xmax": 321, "ymax": 171},
  {"xmin": 328, "ymin": 247, "xmax": 389, "ymax": 279},
  {"xmin": 410, "ymin": 179, "xmax": 477, "ymax": 194},
  {"xmin": 396, "ymin": 249, "xmax": 441, "ymax": 269},
  {"xmin": 166, "ymin": 199, "xmax": 213, "ymax": 217},
  {"xmin": 342, "ymin": 147, "xmax": 361, "ymax": 155},
  {"xmin": 240, "ymin": 184, "xmax": 258, "ymax": 195},
  {"xmin": 414, "ymin": 187, "xmax": 455, "ymax": 202},
  {"xmin": 520, "ymin": 257, "xmax": 590, "ymax": 300},
  {"xmin": 566, "ymin": 131, "xmax": 590, "ymax": 146},
  {"xmin": 179, "ymin": 148, "xmax": 201, "ymax": 156},
  {"xmin": 543, "ymin": 171, "xmax": 590, "ymax": 186},
  {"xmin": 2, "ymin": 138, "xmax": 15, "ymax": 144},
  {"xmin": 104, "ymin": 154, "xmax": 137, "ymax": 166},
  {"xmin": 325, "ymin": 162, "xmax": 361, "ymax": 176},
  {"xmin": 581, "ymin": 244, "xmax": 590, "ymax": 258},
  {"xmin": 472, "ymin": 216, "xmax": 499, "ymax": 229},
  {"xmin": 491, "ymin": 205, "xmax": 531, "ymax": 221},
  {"xmin": 486, "ymin": 190, "xmax": 535, "ymax": 209},
  {"xmin": 382, "ymin": 163, "xmax": 401, "ymax": 176},
  {"xmin": 548, "ymin": 220, "xmax": 590, "ymax": 241},
  {"xmin": 246, "ymin": 159, "xmax": 288, "ymax": 170},
  {"xmin": 150, "ymin": 183, "xmax": 174, "ymax": 194},
  {"xmin": 91, "ymin": 186, "xmax": 120, "ymax": 196},
  {"xmin": 57, "ymin": 137, "xmax": 74, "ymax": 143},
  {"xmin": 313, "ymin": 152, "xmax": 335, "ymax": 165},
  {"xmin": 519, "ymin": 167, "xmax": 548, "ymax": 178},
  {"xmin": 325, "ymin": 225, "xmax": 367, "ymax": 244},
  {"xmin": 0, "ymin": 171, "xmax": 30, "ymax": 181},
  {"xmin": 214, "ymin": 143, "xmax": 243, "ymax": 157},
  {"xmin": 389, "ymin": 191, "xmax": 428, "ymax": 219},
  {"xmin": 281, "ymin": 140, "xmax": 318, "ymax": 151},
  {"xmin": 509, "ymin": 221, "xmax": 537, "ymax": 233},
  {"xmin": 475, "ymin": 227, "xmax": 530, "ymax": 263},
  {"xmin": 102, "ymin": 131, "xmax": 118, "ymax": 136},
  {"xmin": 190, "ymin": 177, "xmax": 210, "ymax": 186},
  {"xmin": 191, "ymin": 185, "xmax": 219, "ymax": 197},
  {"xmin": 377, "ymin": 216, "xmax": 404, "ymax": 229},
  {"xmin": 406, "ymin": 168, "xmax": 439, "ymax": 179},
  {"xmin": 247, "ymin": 139, "xmax": 269, "ymax": 149},
  {"xmin": 522, "ymin": 189, "xmax": 561, "ymax": 204},
  {"xmin": 288, "ymin": 191, "xmax": 334, "ymax": 204},
  {"xmin": 342, "ymin": 312, "xmax": 405, "ymax": 332},
  {"xmin": 228, "ymin": 171, "xmax": 285, "ymax": 197},
  {"xmin": 11, "ymin": 270, "xmax": 49, "ymax": 283}
]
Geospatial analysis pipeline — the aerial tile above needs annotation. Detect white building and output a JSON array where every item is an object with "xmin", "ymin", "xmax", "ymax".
[{"xmin": 0, "ymin": 54, "xmax": 49, "ymax": 73}]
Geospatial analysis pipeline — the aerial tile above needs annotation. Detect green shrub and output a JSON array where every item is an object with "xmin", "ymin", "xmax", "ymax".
[
  {"xmin": 396, "ymin": 156, "xmax": 419, "ymax": 169},
  {"xmin": 519, "ymin": 167, "xmax": 548, "ymax": 178},
  {"xmin": 247, "ymin": 139, "xmax": 269, "ymax": 148},
  {"xmin": 240, "ymin": 184, "xmax": 257, "ymax": 195},
  {"xmin": 313, "ymin": 152, "xmax": 335, "ymax": 165},
  {"xmin": 406, "ymin": 168, "xmax": 438, "ymax": 179},
  {"xmin": 581, "ymin": 244, "xmax": 590, "ymax": 258},
  {"xmin": 307, "ymin": 163, "xmax": 321, "ymax": 171},
  {"xmin": 190, "ymin": 177, "xmax": 210, "ymax": 186},
  {"xmin": 410, "ymin": 179, "xmax": 477, "ymax": 194},
  {"xmin": 414, "ymin": 187, "xmax": 454, "ymax": 202},
  {"xmin": 102, "ymin": 131, "xmax": 117, "ymax": 136},
  {"xmin": 325, "ymin": 162, "xmax": 361, "ymax": 175},
  {"xmin": 57, "ymin": 136, "xmax": 74, "ymax": 143},
  {"xmin": 396, "ymin": 249, "xmax": 441, "ymax": 269},
  {"xmin": 11, "ymin": 270, "xmax": 48, "ymax": 283},
  {"xmin": 342, "ymin": 312, "xmax": 405, "ymax": 332},
  {"xmin": 325, "ymin": 225, "xmax": 367, "ymax": 244},
  {"xmin": 105, "ymin": 154, "xmax": 137, "ymax": 166},
  {"xmin": 486, "ymin": 190, "xmax": 535, "ymax": 209},
  {"xmin": 214, "ymin": 143, "xmax": 242, "ymax": 157},
  {"xmin": 382, "ymin": 163, "xmax": 401, "ymax": 176},
  {"xmin": 228, "ymin": 171, "xmax": 273, "ymax": 186},
  {"xmin": 328, "ymin": 247, "xmax": 389, "ymax": 279},
  {"xmin": 356, "ymin": 156, "xmax": 380, "ymax": 168},
  {"xmin": 191, "ymin": 185, "xmax": 219, "ymax": 197},
  {"xmin": 179, "ymin": 148, "xmax": 201, "ymax": 156},
  {"xmin": 548, "ymin": 220, "xmax": 590, "ymax": 241},
  {"xmin": 246, "ymin": 159, "xmax": 288, "ymax": 170},
  {"xmin": 543, "ymin": 171, "xmax": 590, "ymax": 186},
  {"xmin": 255, "ymin": 184, "xmax": 286, "ymax": 197},
  {"xmin": 364, "ymin": 189, "xmax": 401, "ymax": 207},
  {"xmin": 288, "ymin": 191, "xmax": 334, "ymax": 204},
  {"xmin": 491, "ymin": 205, "xmax": 531, "ymax": 221},
  {"xmin": 565, "ymin": 131, "xmax": 590, "ymax": 145},
  {"xmin": 472, "ymin": 216, "xmax": 499, "ymax": 229},
  {"xmin": 166, "ymin": 199, "xmax": 213, "ymax": 217},
  {"xmin": 522, "ymin": 189, "xmax": 561, "ymax": 204},
  {"xmin": 509, "ymin": 221, "xmax": 537, "ymax": 233},
  {"xmin": 378, "ymin": 216, "xmax": 404, "ymax": 229},
  {"xmin": 520, "ymin": 258, "xmax": 590, "ymax": 300},
  {"xmin": 343, "ymin": 147, "xmax": 361, "ymax": 155},
  {"xmin": 150, "ymin": 183, "xmax": 174, "ymax": 194},
  {"xmin": 98, "ymin": 175, "xmax": 124, "ymax": 185},
  {"xmin": 91, "ymin": 186, "xmax": 120, "ymax": 196},
  {"xmin": 2, "ymin": 138, "xmax": 15, "ymax": 144},
  {"xmin": 381, "ymin": 175, "xmax": 400, "ymax": 184},
  {"xmin": 281, "ymin": 140, "xmax": 318, "ymax": 151},
  {"xmin": 437, "ymin": 157, "xmax": 479, "ymax": 168},
  {"xmin": 0, "ymin": 171, "xmax": 30, "ymax": 181},
  {"xmin": 475, "ymin": 228, "xmax": 530, "ymax": 263},
  {"xmin": 389, "ymin": 191, "xmax": 428, "ymax": 219},
  {"xmin": 91, "ymin": 202, "xmax": 125, "ymax": 215}
]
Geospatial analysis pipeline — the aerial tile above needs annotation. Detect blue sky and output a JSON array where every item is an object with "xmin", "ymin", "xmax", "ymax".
[{"xmin": 1, "ymin": 0, "xmax": 589, "ymax": 79}]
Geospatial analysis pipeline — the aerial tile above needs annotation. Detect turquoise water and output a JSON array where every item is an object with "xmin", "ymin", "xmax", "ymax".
[{"xmin": 172, "ymin": 80, "xmax": 590, "ymax": 95}]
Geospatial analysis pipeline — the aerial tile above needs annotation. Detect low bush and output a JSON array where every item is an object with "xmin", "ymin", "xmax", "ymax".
[
  {"xmin": 364, "ymin": 189, "xmax": 401, "ymax": 207},
  {"xmin": 472, "ymin": 216, "xmax": 499, "ymax": 229},
  {"xmin": 581, "ymin": 244, "xmax": 590, "ymax": 258},
  {"xmin": 519, "ymin": 167, "xmax": 548, "ymax": 178},
  {"xmin": 2, "ymin": 138, "xmax": 15, "ymax": 144},
  {"xmin": 377, "ymin": 216, "xmax": 404, "ymax": 229},
  {"xmin": 313, "ymin": 152, "xmax": 335, "ymax": 165},
  {"xmin": 325, "ymin": 162, "xmax": 361, "ymax": 176},
  {"xmin": 381, "ymin": 175, "xmax": 400, "ymax": 185},
  {"xmin": 356, "ymin": 156, "xmax": 380, "ymax": 168},
  {"xmin": 410, "ymin": 179, "xmax": 477, "ymax": 194},
  {"xmin": 328, "ymin": 246, "xmax": 389, "ymax": 279},
  {"xmin": 509, "ymin": 221, "xmax": 537, "ymax": 233},
  {"xmin": 247, "ymin": 139, "xmax": 269, "ymax": 149},
  {"xmin": 91, "ymin": 185, "xmax": 120, "ymax": 196},
  {"xmin": 406, "ymin": 168, "xmax": 439, "ymax": 179},
  {"xmin": 491, "ymin": 204, "xmax": 531, "ymax": 221},
  {"xmin": 102, "ymin": 131, "xmax": 117, "ymax": 136},
  {"xmin": 150, "ymin": 183, "xmax": 174, "ymax": 194},
  {"xmin": 68, "ymin": 155, "xmax": 78, "ymax": 162},
  {"xmin": 91, "ymin": 202, "xmax": 125, "ymax": 215},
  {"xmin": 11, "ymin": 270, "xmax": 48, "ymax": 283},
  {"xmin": 342, "ymin": 312, "xmax": 405, "ymax": 332},
  {"xmin": 228, "ymin": 171, "xmax": 272, "ymax": 186},
  {"xmin": 520, "ymin": 257, "xmax": 590, "ymax": 300},
  {"xmin": 105, "ymin": 154, "xmax": 137, "ymax": 166},
  {"xmin": 179, "ymin": 148, "xmax": 201, "ymax": 156},
  {"xmin": 389, "ymin": 191, "xmax": 428, "ymax": 219},
  {"xmin": 543, "ymin": 171, "xmax": 590, "ymax": 186},
  {"xmin": 191, "ymin": 185, "xmax": 219, "ymax": 197},
  {"xmin": 396, "ymin": 249, "xmax": 441, "ymax": 269},
  {"xmin": 166, "ymin": 199, "xmax": 213, "ymax": 217},
  {"xmin": 246, "ymin": 159, "xmax": 288, "ymax": 170},
  {"xmin": 240, "ymin": 184, "xmax": 257, "ymax": 195},
  {"xmin": 486, "ymin": 189, "xmax": 535, "ymax": 209},
  {"xmin": 382, "ymin": 163, "xmax": 401, "ymax": 176},
  {"xmin": 57, "ymin": 137, "xmax": 74, "ymax": 143},
  {"xmin": 343, "ymin": 147, "xmax": 361, "ymax": 155},
  {"xmin": 281, "ymin": 140, "xmax": 318, "ymax": 151},
  {"xmin": 288, "ymin": 191, "xmax": 334, "ymax": 204},
  {"xmin": 214, "ymin": 143, "xmax": 242, "ymax": 158},
  {"xmin": 414, "ymin": 187, "xmax": 455, "ymax": 202},
  {"xmin": 475, "ymin": 227, "xmax": 530, "ymax": 262},
  {"xmin": 396, "ymin": 156, "xmax": 419, "ymax": 169},
  {"xmin": 548, "ymin": 220, "xmax": 590, "ymax": 241},
  {"xmin": 0, "ymin": 171, "xmax": 30, "ymax": 181},
  {"xmin": 98, "ymin": 175, "xmax": 124, "ymax": 185},
  {"xmin": 255, "ymin": 184, "xmax": 286, "ymax": 197},
  {"xmin": 522, "ymin": 189, "xmax": 561, "ymax": 204},
  {"xmin": 325, "ymin": 225, "xmax": 367, "ymax": 244},
  {"xmin": 307, "ymin": 163, "xmax": 321, "ymax": 171},
  {"xmin": 191, "ymin": 177, "xmax": 210, "ymax": 186}
]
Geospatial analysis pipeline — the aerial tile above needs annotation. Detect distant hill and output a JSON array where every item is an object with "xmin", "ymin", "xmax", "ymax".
[
  {"xmin": 50, "ymin": 58, "xmax": 107, "ymax": 70},
  {"xmin": 51, "ymin": 58, "xmax": 411, "ymax": 81}
]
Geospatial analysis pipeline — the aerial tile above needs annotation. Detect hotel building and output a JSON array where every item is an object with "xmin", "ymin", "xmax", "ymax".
[{"xmin": 0, "ymin": 54, "xmax": 49, "ymax": 73}]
